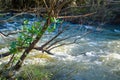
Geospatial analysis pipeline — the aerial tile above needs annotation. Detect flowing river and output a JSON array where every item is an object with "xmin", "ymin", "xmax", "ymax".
[{"xmin": 0, "ymin": 13, "xmax": 120, "ymax": 80}]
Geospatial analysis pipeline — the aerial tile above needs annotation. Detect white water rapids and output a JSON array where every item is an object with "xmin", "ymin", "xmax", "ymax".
[{"xmin": 0, "ymin": 14, "xmax": 120, "ymax": 80}]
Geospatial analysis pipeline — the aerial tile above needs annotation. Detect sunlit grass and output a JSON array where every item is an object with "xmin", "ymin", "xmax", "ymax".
[{"xmin": 16, "ymin": 65, "xmax": 53, "ymax": 80}]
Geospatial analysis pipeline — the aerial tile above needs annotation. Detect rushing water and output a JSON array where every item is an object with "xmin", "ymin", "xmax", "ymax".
[{"xmin": 0, "ymin": 13, "xmax": 120, "ymax": 80}]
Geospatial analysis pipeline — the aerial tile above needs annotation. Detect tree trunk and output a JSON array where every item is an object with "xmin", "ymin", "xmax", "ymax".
[{"xmin": 13, "ymin": 17, "xmax": 51, "ymax": 71}]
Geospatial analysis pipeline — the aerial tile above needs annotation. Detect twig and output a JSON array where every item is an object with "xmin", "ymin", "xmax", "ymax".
[
  {"xmin": 0, "ymin": 30, "xmax": 24, "ymax": 37},
  {"xmin": 61, "ymin": 5, "xmax": 91, "ymax": 12},
  {"xmin": 0, "ymin": 32, "xmax": 6, "ymax": 38},
  {"xmin": 0, "ymin": 52, "xmax": 10, "ymax": 58},
  {"xmin": 48, "ymin": 31, "xmax": 92, "ymax": 51},
  {"xmin": 45, "ymin": 26, "xmax": 86, "ymax": 50},
  {"xmin": 0, "ymin": 47, "xmax": 53, "ymax": 59},
  {"xmin": 0, "ymin": 13, "xmax": 25, "ymax": 22},
  {"xmin": 57, "ymin": 12, "xmax": 96, "ymax": 19}
]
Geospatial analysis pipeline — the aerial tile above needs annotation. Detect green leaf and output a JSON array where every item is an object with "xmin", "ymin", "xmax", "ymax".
[
  {"xmin": 50, "ymin": 17, "xmax": 57, "ymax": 23},
  {"xmin": 57, "ymin": 19, "xmax": 63, "ymax": 23},
  {"xmin": 34, "ymin": 21, "xmax": 41, "ymax": 27},
  {"xmin": 24, "ymin": 20, "xmax": 29, "ymax": 25},
  {"xmin": 47, "ymin": 23, "xmax": 56, "ymax": 32},
  {"xmin": 22, "ymin": 25, "xmax": 27, "ymax": 30},
  {"xmin": 9, "ymin": 42, "xmax": 18, "ymax": 54},
  {"xmin": 10, "ymin": 42, "xmax": 17, "ymax": 48},
  {"xmin": 50, "ymin": 17, "xmax": 54, "ymax": 22}
]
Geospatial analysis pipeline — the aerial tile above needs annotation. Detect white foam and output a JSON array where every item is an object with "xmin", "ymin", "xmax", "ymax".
[
  {"xmin": 107, "ymin": 53, "xmax": 120, "ymax": 59},
  {"xmin": 84, "ymin": 25, "xmax": 94, "ymax": 29},
  {"xmin": 85, "ymin": 51, "xmax": 95, "ymax": 57},
  {"xmin": 114, "ymin": 29, "xmax": 120, "ymax": 33},
  {"xmin": 0, "ymin": 47, "xmax": 9, "ymax": 53}
]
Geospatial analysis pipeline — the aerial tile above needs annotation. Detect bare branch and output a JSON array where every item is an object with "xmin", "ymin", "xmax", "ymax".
[
  {"xmin": 57, "ymin": 12, "xmax": 96, "ymax": 19},
  {"xmin": 0, "ymin": 12, "xmax": 26, "ymax": 23},
  {"xmin": 40, "ymin": 25, "xmax": 69, "ymax": 48},
  {"xmin": 61, "ymin": 5, "xmax": 91, "ymax": 12},
  {"xmin": 48, "ymin": 31, "xmax": 92, "ymax": 51},
  {"xmin": 0, "ymin": 32, "xmax": 7, "ymax": 38},
  {"xmin": 45, "ymin": 26, "xmax": 87, "ymax": 50},
  {"xmin": 0, "ymin": 47, "xmax": 53, "ymax": 59},
  {"xmin": 0, "ymin": 30, "xmax": 24, "ymax": 37},
  {"xmin": 0, "ymin": 52, "xmax": 11, "ymax": 58}
]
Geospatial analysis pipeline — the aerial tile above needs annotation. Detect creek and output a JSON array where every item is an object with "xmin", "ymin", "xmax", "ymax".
[{"xmin": 0, "ymin": 13, "xmax": 120, "ymax": 80}]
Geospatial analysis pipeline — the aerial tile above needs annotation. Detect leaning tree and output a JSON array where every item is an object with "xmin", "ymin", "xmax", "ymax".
[{"xmin": 0, "ymin": 0, "xmax": 114, "ymax": 79}]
